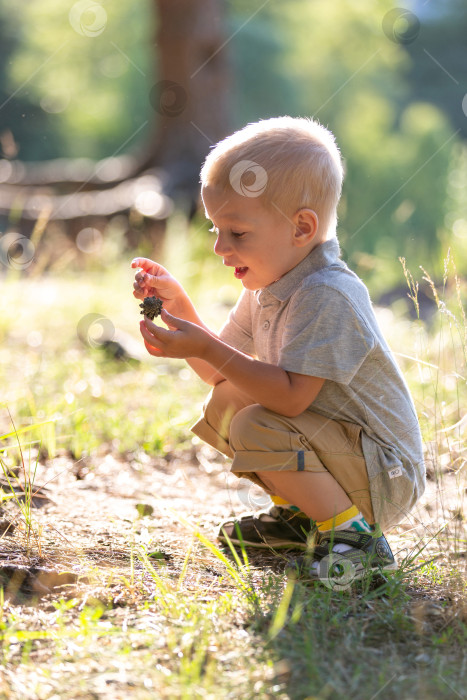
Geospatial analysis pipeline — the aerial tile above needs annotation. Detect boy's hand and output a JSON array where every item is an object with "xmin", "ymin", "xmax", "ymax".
[
  {"xmin": 139, "ymin": 308, "xmax": 210, "ymax": 359},
  {"xmin": 131, "ymin": 257, "xmax": 186, "ymax": 315},
  {"xmin": 132, "ymin": 258, "xmax": 225, "ymax": 386}
]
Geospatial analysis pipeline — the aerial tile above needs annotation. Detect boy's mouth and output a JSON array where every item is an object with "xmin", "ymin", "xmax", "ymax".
[{"xmin": 234, "ymin": 266, "xmax": 248, "ymax": 279}]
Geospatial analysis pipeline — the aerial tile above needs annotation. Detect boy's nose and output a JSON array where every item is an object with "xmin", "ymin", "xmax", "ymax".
[{"xmin": 214, "ymin": 233, "xmax": 231, "ymax": 257}]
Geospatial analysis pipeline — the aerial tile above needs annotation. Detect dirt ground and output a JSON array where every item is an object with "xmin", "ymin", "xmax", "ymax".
[
  {"xmin": 1, "ymin": 443, "xmax": 465, "ymax": 605},
  {"xmin": 1, "ymin": 445, "xmax": 287, "ymax": 604},
  {"xmin": 0, "ymin": 444, "xmax": 465, "ymax": 700}
]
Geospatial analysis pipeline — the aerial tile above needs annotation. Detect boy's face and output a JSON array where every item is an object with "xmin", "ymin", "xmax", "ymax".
[{"xmin": 202, "ymin": 186, "xmax": 316, "ymax": 291}]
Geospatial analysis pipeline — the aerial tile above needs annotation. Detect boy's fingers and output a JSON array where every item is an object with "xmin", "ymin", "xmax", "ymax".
[
  {"xmin": 140, "ymin": 319, "xmax": 159, "ymax": 342},
  {"xmin": 143, "ymin": 339, "xmax": 163, "ymax": 357},
  {"xmin": 160, "ymin": 308, "xmax": 176, "ymax": 328},
  {"xmin": 141, "ymin": 274, "xmax": 160, "ymax": 290},
  {"xmin": 160, "ymin": 308, "xmax": 186, "ymax": 330},
  {"xmin": 144, "ymin": 313, "xmax": 182, "ymax": 334},
  {"xmin": 131, "ymin": 257, "xmax": 154, "ymax": 271},
  {"xmin": 141, "ymin": 316, "xmax": 160, "ymax": 333},
  {"xmin": 140, "ymin": 319, "xmax": 171, "ymax": 345},
  {"xmin": 140, "ymin": 329, "xmax": 164, "ymax": 354},
  {"xmin": 135, "ymin": 272, "xmax": 162, "ymax": 294}
]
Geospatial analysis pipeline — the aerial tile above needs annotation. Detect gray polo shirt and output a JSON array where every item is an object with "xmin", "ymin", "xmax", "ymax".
[{"xmin": 219, "ymin": 238, "xmax": 425, "ymax": 529}]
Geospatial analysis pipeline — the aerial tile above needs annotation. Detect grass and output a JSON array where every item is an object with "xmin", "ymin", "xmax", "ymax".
[{"xmin": 0, "ymin": 219, "xmax": 465, "ymax": 699}]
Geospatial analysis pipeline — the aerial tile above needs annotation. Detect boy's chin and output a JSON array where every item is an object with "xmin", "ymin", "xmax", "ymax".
[
  {"xmin": 241, "ymin": 276, "xmax": 279, "ymax": 291},
  {"xmin": 241, "ymin": 278, "xmax": 260, "ymax": 291}
]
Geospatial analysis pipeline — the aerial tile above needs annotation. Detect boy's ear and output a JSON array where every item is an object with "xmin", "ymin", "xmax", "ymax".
[{"xmin": 292, "ymin": 208, "xmax": 319, "ymax": 246}]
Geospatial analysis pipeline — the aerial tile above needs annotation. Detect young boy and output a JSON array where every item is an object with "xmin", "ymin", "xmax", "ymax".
[{"xmin": 132, "ymin": 116, "xmax": 425, "ymax": 583}]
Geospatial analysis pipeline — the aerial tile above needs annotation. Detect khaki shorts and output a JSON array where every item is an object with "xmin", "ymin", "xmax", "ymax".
[{"xmin": 191, "ymin": 380, "xmax": 375, "ymax": 524}]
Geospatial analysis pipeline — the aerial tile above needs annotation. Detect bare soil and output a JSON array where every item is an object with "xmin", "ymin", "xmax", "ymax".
[
  {"xmin": 1, "ymin": 446, "xmax": 287, "ymax": 605},
  {"xmin": 1, "ymin": 444, "xmax": 465, "ymax": 606}
]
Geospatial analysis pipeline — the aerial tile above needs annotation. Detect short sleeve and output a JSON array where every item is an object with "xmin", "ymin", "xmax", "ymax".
[
  {"xmin": 279, "ymin": 286, "xmax": 376, "ymax": 384},
  {"xmin": 219, "ymin": 290, "xmax": 255, "ymax": 356}
]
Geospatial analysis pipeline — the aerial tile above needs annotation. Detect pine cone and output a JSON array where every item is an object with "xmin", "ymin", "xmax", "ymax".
[{"xmin": 139, "ymin": 296, "xmax": 163, "ymax": 320}]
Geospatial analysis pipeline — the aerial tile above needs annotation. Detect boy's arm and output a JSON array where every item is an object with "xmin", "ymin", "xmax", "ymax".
[
  {"xmin": 140, "ymin": 310, "xmax": 324, "ymax": 416},
  {"xmin": 203, "ymin": 335, "xmax": 324, "ymax": 416},
  {"xmin": 167, "ymin": 296, "xmax": 227, "ymax": 386}
]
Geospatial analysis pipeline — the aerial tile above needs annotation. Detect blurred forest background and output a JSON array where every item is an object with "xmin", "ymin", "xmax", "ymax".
[{"xmin": 0, "ymin": 0, "xmax": 466, "ymax": 294}]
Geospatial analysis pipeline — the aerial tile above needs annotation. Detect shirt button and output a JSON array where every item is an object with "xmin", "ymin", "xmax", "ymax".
[{"xmin": 263, "ymin": 320, "xmax": 270, "ymax": 330}]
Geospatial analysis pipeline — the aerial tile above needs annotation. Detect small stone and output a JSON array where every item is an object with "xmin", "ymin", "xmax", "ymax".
[
  {"xmin": 148, "ymin": 550, "xmax": 166, "ymax": 560},
  {"xmin": 136, "ymin": 503, "xmax": 154, "ymax": 517},
  {"xmin": 0, "ymin": 519, "xmax": 15, "ymax": 535},
  {"xmin": 139, "ymin": 296, "xmax": 163, "ymax": 320},
  {"xmin": 415, "ymin": 653, "xmax": 431, "ymax": 665}
]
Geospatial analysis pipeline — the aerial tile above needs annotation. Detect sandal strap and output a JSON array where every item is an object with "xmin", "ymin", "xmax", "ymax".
[
  {"xmin": 222, "ymin": 506, "xmax": 302, "ymax": 528},
  {"xmin": 318, "ymin": 530, "xmax": 374, "ymax": 548},
  {"xmin": 222, "ymin": 510, "xmax": 273, "ymax": 528},
  {"xmin": 313, "ymin": 531, "xmax": 375, "ymax": 561}
]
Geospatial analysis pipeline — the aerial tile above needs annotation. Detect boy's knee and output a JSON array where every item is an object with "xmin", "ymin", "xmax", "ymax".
[
  {"xmin": 203, "ymin": 380, "xmax": 230, "ymax": 426},
  {"xmin": 230, "ymin": 404, "xmax": 274, "ymax": 451},
  {"xmin": 202, "ymin": 381, "xmax": 230, "ymax": 425},
  {"xmin": 202, "ymin": 380, "xmax": 253, "ymax": 438}
]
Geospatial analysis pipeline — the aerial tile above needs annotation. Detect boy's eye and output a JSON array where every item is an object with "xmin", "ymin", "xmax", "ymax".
[{"xmin": 208, "ymin": 226, "xmax": 246, "ymax": 239}]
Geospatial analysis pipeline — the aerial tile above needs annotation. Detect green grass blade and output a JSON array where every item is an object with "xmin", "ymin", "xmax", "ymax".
[
  {"xmin": 268, "ymin": 576, "xmax": 296, "ymax": 640},
  {"xmin": 0, "ymin": 418, "xmax": 57, "ymax": 441}
]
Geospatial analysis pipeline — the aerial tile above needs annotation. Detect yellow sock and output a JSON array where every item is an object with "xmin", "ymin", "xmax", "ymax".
[
  {"xmin": 271, "ymin": 494, "xmax": 304, "ymax": 515},
  {"xmin": 271, "ymin": 495, "xmax": 290, "ymax": 506},
  {"xmin": 317, "ymin": 504, "xmax": 372, "ymax": 533}
]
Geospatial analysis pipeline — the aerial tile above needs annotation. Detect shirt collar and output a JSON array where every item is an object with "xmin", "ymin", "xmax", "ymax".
[{"xmin": 256, "ymin": 238, "xmax": 341, "ymax": 305}]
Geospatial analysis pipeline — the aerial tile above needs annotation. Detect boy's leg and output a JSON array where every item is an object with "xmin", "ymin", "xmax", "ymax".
[
  {"xmin": 228, "ymin": 404, "xmax": 396, "ymax": 575},
  {"xmin": 192, "ymin": 379, "xmax": 289, "ymax": 493},
  {"xmin": 229, "ymin": 403, "xmax": 374, "ymax": 524},
  {"xmin": 191, "ymin": 381, "xmax": 314, "ymax": 548},
  {"xmin": 259, "ymin": 470, "xmax": 353, "ymax": 522},
  {"xmin": 191, "ymin": 379, "xmax": 252, "ymax": 459}
]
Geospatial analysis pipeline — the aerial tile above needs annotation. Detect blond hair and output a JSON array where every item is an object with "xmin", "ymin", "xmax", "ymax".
[{"xmin": 200, "ymin": 116, "xmax": 344, "ymax": 239}]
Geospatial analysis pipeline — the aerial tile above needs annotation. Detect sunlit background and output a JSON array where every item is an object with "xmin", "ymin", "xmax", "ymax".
[{"xmin": 0, "ymin": 0, "xmax": 466, "ymax": 292}]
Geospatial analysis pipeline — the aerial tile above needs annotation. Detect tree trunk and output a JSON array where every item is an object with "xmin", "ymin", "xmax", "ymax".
[{"xmin": 146, "ymin": 0, "xmax": 231, "ymax": 204}]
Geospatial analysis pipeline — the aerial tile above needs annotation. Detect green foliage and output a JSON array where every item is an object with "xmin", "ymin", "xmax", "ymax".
[
  {"xmin": 226, "ymin": 5, "xmax": 300, "ymax": 124},
  {"xmin": 406, "ymin": 0, "xmax": 467, "ymax": 138},
  {"xmin": 0, "ymin": 0, "xmax": 466, "ymax": 284},
  {"xmin": 253, "ymin": 0, "xmax": 463, "ymax": 287},
  {"xmin": 227, "ymin": 0, "xmax": 466, "ymax": 284},
  {"xmin": 0, "ymin": 0, "xmax": 153, "ymax": 160}
]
